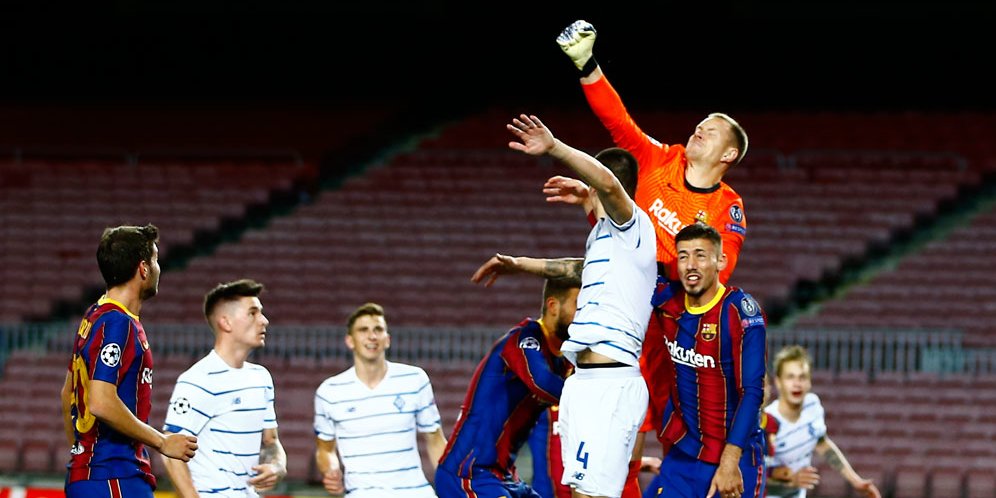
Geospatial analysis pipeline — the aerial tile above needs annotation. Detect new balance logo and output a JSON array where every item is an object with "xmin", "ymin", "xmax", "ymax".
[{"xmin": 572, "ymin": 472, "xmax": 585, "ymax": 481}]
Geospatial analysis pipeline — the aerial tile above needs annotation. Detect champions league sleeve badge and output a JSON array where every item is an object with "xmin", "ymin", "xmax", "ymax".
[
  {"xmin": 99, "ymin": 343, "xmax": 122, "ymax": 367},
  {"xmin": 519, "ymin": 337, "xmax": 541, "ymax": 351}
]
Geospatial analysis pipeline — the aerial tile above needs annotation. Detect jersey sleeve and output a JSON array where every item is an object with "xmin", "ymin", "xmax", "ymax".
[
  {"xmin": 500, "ymin": 329, "xmax": 565, "ymax": 405},
  {"xmin": 726, "ymin": 292, "xmax": 767, "ymax": 449},
  {"xmin": 414, "ymin": 368, "xmax": 442, "ymax": 433},
  {"xmin": 809, "ymin": 393, "xmax": 828, "ymax": 439},
  {"xmin": 313, "ymin": 382, "xmax": 336, "ymax": 442},
  {"xmin": 582, "ymin": 75, "xmax": 669, "ymax": 173},
  {"xmin": 717, "ymin": 194, "xmax": 747, "ymax": 283},
  {"xmin": 90, "ymin": 313, "xmax": 136, "ymax": 385},
  {"xmin": 162, "ymin": 376, "xmax": 213, "ymax": 436},
  {"xmin": 606, "ymin": 201, "xmax": 654, "ymax": 251},
  {"xmin": 263, "ymin": 368, "xmax": 278, "ymax": 430}
]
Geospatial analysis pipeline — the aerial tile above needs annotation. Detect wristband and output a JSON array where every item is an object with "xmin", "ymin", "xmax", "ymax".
[{"xmin": 580, "ymin": 57, "xmax": 598, "ymax": 77}]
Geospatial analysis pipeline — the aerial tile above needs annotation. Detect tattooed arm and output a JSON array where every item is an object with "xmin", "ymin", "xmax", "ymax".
[
  {"xmin": 249, "ymin": 428, "xmax": 287, "ymax": 492},
  {"xmin": 815, "ymin": 436, "xmax": 880, "ymax": 498},
  {"xmin": 471, "ymin": 254, "xmax": 583, "ymax": 287}
]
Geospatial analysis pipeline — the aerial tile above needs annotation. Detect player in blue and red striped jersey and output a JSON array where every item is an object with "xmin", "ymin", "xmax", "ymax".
[
  {"xmin": 60, "ymin": 224, "xmax": 198, "ymax": 498},
  {"xmin": 640, "ymin": 222, "xmax": 767, "ymax": 498},
  {"xmin": 435, "ymin": 275, "xmax": 581, "ymax": 498},
  {"xmin": 526, "ymin": 406, "xmax": 571, "ymax": 498}
]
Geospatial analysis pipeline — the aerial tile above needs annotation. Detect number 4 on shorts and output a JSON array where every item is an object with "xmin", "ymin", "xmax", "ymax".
[{"xmin": 575, "ymin": 441, "xmax": 589, "ymax": 469}]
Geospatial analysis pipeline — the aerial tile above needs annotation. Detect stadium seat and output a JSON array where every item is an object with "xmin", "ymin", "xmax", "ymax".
[
  {"xmin": 930, "ymin": 467, "xmax": 965, "ymax": 498},
  {"xmin": 893, "ymin": 464, "xmax": 929, "ymax": 498},
  {"xmin": 20, "ymin": 439, "xmax": 54, "ymax": 474},
  {"xmin": 0, "ymin": 439, "xmax": 19, "ymax": 473},
  {"xmin": 966, "ymin": 465, "xmax": 996, "ymax": 498}
]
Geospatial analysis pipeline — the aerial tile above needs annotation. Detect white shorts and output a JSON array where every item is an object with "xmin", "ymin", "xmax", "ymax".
[{"xmin": 559, "ymin": 365, "xmax": 648, "ymax": 497}]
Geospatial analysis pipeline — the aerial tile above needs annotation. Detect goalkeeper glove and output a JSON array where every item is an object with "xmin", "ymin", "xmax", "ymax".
[{"xmin": 556, "ymin": 20, "xmax": 598, "ymax": 76}]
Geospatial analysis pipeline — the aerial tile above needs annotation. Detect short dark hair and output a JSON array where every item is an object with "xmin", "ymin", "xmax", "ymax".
[
  {"xmin": 675, "ymin": 222, "xmax": 722, "ymax": 251},
  {"xmin": 541, "ymin": 275, "xmax": 582, "ymax": 314},
  {"xmin": 595, "ymin": 147, "xmax": 639, "ymax": 198},
  {"xmin": 346, "ymin": 302, "xmax": 386, "ymax": 333},
  {"xmin": 97, "ymin": 224, "xmax": 159, "ymax": 288},
  {"xmin": 203, "ymin": 279, "xmax": 265, "ymax": 321}
]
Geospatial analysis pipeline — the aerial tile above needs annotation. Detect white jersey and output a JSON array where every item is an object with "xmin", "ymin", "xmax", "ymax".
[
  {"xmin": 561, "ymin": 205, "xmax": 657, "ymax": 367},
  {"xmin": 314, "ymin": 361, "xmax": 441, "ymax": 498},
  {"xmin": 163, "ymin": 350, "xmax": 277, "ymax": 498},
  {"xmin": 764, "ymin": 393, "xmax": 827, "ymax": 498}
]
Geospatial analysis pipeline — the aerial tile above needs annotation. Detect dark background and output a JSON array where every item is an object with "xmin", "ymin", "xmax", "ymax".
[{"xmin": 3, "ymin": 1, "xmax": 995, "ymax": 113}]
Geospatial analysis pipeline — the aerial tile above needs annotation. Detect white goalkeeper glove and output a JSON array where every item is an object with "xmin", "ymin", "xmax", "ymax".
[{"xmin": 556, "ymin": 20, "xmax": 597, "ymax": 75}]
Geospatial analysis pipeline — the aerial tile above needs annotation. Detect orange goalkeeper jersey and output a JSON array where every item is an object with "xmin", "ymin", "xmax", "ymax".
[{"xmin": 582, "ymin": 76, "xmax": 746, "ymax": 284}]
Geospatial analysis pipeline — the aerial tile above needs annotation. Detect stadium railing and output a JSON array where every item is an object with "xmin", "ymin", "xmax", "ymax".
[{"xmin": 4, "ymin": 322, "xmax": 993, "ymax": 377}]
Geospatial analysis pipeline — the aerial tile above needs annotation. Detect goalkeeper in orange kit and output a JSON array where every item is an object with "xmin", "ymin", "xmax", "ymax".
[{"xmin": 555, "ymin": 19, "xmax": 752, "ymax": 498}]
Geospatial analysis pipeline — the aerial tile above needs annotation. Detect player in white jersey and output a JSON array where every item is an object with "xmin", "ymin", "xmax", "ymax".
[
  {"xmin": 500, "ymin": 114, "xmax": 656, "ymax": 498},
  {"xmin": 764, "ymin": 345, "xmax": 881, "ymax": 498},
  {"xmin": 162, "ymin": 279, "xmax": 287, "ymax": 498},
  {"xmin": 313, "ymin": 302, "xmax": 447, "ymax": 498}
]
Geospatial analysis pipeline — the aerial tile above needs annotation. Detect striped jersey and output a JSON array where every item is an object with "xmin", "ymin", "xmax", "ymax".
[
  {"xmin": 763, "ymin": 394, "xmax": 827, "ymax": 498},
  {"xmin": 583, "ymin": 75, "xmax": 746, "ymax": 283},
  {"xmin": 438, "ymin": 318, "xmax": 571, "ymax": 480},
  {"xmin": 562, "ymin": 205, "xmax": 657, "ymax": 367},
  {"xmin": 653, "ymin": 284, "xmax": 768, "ymax": 464},
  {"xmin": 66, "ymin": 296, "xmax": 156, "ymax": 488},
  {"xmin": 162, "ymin": 350, "xmax": 277, "ymax": 497},
  {"xmin": 528, "ymin": 406, "xmax": 572, "ymax": 498},
  {"xmin": 314, "ymin": 361, "xmax": 441, "ymax": 497}
]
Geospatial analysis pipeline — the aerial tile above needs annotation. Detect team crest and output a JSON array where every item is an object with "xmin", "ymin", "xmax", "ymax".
[
  {"xmin": 700, "ymin": 323, "xmax": 717, "ymax": 341},
  {"xmin": 519, "ymin": 337, "xmax": 541, "ymax": 351},
  {"xmin": 694, "ymin": 210, "xmax": 708, "ymax": 223}
]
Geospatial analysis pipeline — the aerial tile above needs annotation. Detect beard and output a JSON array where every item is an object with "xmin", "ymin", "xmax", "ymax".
[
  {"xmin": 140, "ymin": 279, "xmax": 159, "ymax": 300},
  {"xmin": 555, "ymin": 320, "xmax": 572, "ymax": 341}
]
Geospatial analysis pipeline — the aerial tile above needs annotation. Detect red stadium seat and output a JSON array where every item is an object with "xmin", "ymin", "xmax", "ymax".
[{"xmin": 0, "ymin": 439, "xmax": 19, "ymax": 473}]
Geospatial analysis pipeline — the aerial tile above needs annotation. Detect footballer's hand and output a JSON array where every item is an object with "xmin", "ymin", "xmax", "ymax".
[
  {"xmin": 543, "ymin": 175, "xmax": 591, "ymax": 206},
  {"xmin": 470, "ymin": 253, "xmax": 520, "ymax": 287},
  {"xmin": 248, "ymin": 463, "xmax": 286, "ymax": 491},
  {"xmin": 160, "ymin": 433, "xmax": 198, "ymax": 462},
  {"xmin": 322, "ymin": 468, "xmax": 345, "ymax": 495},
  {"xmin": 556, "ymin": 20, "xmax": 597, "ymax": 70},
  {"xmin": 792, "ymin": 466, "xmax": 820, "ymax": 490},
  {"xmin": 640, "ymin": 455, "xmax": 663, "ymax": 474}
]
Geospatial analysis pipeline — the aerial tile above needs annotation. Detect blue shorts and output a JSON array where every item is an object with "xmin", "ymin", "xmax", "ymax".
[
  {"xmin": 66, "ymin": 476, "xmax": 153, "ymax": 498},
  {"xmin": 435, "ymin": 466, "xmax": 543, "ymax": 498},
  {"xmin": 642, "ymin": 447, "xmax": 765, "ymax": 498}
]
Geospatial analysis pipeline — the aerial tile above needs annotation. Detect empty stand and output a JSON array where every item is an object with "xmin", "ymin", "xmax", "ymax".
[
  {"xmin": 0, "ymin": 155, "xmax": 315, "ymax": 323},
  {"xmin": 794, "ymin": 203, "xmax": 996, "ymax": 348}
]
